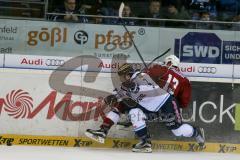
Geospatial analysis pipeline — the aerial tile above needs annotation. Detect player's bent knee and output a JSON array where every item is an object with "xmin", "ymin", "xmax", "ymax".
[
  {"xmin": 129, "ymin": 108, "xmax": 146, "ymax": 122},
  {"xmin": 106, "ymin": 111, "xmax": 120, "ymax": 124},
  {"xmin": 128, "ymin": 108, "xmax": 146, "ymax": 131}
]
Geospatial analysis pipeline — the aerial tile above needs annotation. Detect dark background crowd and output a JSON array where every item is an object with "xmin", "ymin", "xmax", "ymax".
[{"xmin": 0, "ymin": 0, "xmax": 239, "ymax": 30}]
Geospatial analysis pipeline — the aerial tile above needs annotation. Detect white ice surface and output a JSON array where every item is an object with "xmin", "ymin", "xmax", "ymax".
[{"xmin": 0, "ymin": 145, "xmax": 239, "ymax": 160}]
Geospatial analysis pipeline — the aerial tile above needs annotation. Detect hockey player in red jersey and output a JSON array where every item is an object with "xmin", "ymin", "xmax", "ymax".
[
  {"xmin": 147, "ymin": 55, "xmax": 191, "ymax": 108},
  {"xmin": 85, "ymin": 63, "xmax": 205, "ymax": 153},
  {"xmin": 117, "ymin": 55, "xmax": 191, "ymax": 128}
]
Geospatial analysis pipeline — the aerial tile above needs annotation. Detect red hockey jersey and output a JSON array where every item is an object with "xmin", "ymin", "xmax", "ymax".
[{"xmin": 146, "ymin": 64, "xmax": 191, "ymax": 108}]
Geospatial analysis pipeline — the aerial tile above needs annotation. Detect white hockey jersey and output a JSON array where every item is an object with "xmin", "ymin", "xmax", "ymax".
[{"xmin": 114, "ymin": 71, "xmax": 170, "ymax": 112}]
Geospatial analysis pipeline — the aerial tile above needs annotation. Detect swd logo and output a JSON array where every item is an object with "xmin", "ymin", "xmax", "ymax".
[
  {"xmin": 175, "ymin": 32, "xmax": 222, "ymax": 64},
  {"xmin": 74, "ymin": 30, "xmax": 88, "ymax": 45}
]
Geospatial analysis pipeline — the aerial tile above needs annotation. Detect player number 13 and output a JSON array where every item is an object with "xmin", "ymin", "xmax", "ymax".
[{"xmin": 163, "ymin": 74, "xmax": 179, "ymax": 92}]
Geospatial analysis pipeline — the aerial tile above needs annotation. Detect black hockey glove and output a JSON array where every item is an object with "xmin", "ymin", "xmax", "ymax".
[{"xmin": 104, "ymin": 94, "xmax": 118, "ymax": 106}]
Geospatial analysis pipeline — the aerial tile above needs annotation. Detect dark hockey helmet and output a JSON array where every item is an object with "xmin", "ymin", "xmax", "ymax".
[{"xmin": 117, "ymin": 63, "xmax": 134, "ymax": 76}]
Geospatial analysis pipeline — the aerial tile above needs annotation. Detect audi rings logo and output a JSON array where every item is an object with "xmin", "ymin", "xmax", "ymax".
[
  {"xmin": 45, "ymin": 59, "xmax": 65, "ymax": 66},
  {"xmin": 198, "ymin": 66, "xmax": 217, "ymax": 74},
  {"xmin": 74, "ymin": 30, "xmax": 88, "ymax": 45}
]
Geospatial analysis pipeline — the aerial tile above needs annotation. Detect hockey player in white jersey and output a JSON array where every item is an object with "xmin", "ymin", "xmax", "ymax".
[{"xmin": 85, "ymin": 63, "xmax": 205, "ymax": 153}]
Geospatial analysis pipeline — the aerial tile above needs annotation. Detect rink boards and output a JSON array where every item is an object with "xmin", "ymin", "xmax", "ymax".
[
  {"xmin": 0, "ymin": 19, "xmax": 240, "ymax": 153},
  {"xmin": 0, "ymin": 134, "xmax": 240, "ymax": 154},
  {"xmin": 0, "ymin": 68, "xmax": 239, "ymax": 153}
]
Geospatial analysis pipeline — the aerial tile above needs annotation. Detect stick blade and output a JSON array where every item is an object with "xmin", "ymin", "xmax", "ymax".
[
  {"xmin": 119, "ymin": 2, "xmax": 125, "ymax": 18},
  {"xmin": 85, "ymin": 130, "xmax": 105, "ymax": 144}
]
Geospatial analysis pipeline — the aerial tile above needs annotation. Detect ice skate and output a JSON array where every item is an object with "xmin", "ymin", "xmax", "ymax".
[
  {"xmin": 195, "ymin": 127, "xmax": 205, "ymax": 148},
  {"xmin": 132, "ymin": 140, "xmax": 152, "ymax": 153},
  {"xmin": 85, "ymin": 128, "xmax": 106, "ymax": 144}
]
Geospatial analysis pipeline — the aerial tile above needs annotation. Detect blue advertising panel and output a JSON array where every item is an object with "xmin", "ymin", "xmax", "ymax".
[
  {"xmin": 175, "ymin": 32, "xmax": 222, "ymax": 64},
  {"xmin": 222, "ymin": 41, "xmax": 240, "ymax": 64},
  {"xmin": 175, "ymin": 32, "xmax": 240, "ymax": 64}
]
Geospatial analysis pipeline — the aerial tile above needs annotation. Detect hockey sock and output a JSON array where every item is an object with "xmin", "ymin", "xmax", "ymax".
[
  {"xmin": 100, "ymin": 117, "xmax": 114, "ymax": 134},
  {"xmin": 135, "ymin": 127, "xmax": 150, "ymax": 142}
]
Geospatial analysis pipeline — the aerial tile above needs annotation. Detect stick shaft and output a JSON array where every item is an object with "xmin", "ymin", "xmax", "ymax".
[
  {"xmin": 122, "ymin": 24, "xmax": 148, "ymax": 68},
  {"xmin": 119, "ymin": 2, "xmax": 147, "ymax": 68}
]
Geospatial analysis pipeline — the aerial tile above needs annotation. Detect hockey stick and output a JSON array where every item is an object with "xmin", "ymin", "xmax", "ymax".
[
  {"xmin": 131, "ymin": 48, "xmax": 171, "ymax": 78},
  {"xmin": 119, "ymin": 2, "xmax": 148, "ymax": 69},
  {"xmin": 145, "ymin": 48, "xmax": 171, "ymax": 69},
  {"xmin": 119, "ymin": 2, "xmax": 171, "ymax": 71}
]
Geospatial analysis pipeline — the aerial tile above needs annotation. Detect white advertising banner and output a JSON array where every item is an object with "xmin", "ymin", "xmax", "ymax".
[
  {"xmin": 1, "ymin": 19, "xmax": 240, "ymax": 80},
  {"xmin": 233, "ymin": 65, "xmax": 240, "ymax": 79},
  {"xmin": 4, "ymin": 53, "xmax": 143, "ymax": 73},
  {"xmin": 0, "ymin": 68, "xmax": 131, "ymax": 138},
  {"xmin": 3, "ymin": 53, "xmax": 240, "ymax": 79},
  {"xmin": 5, "ymin": 54, "xmax": 73, "ymax": 70},
  {"xmin": 0, "ymin": 54, "xmax": 4, "ymax": 68},
  {"xmin": 0, "ymin": 19, "xmax": 18, "ymax": 55},
  {"xmin": 179, "ymin": 63, "xmax": 240, "ymax": 78},
  {"xmin": 0, "ymin": 19, "xmax": 161, "ymax": 62},
  {"xmin": 1, "ymin": 19, "xmax": 239, "ymax": 64}
]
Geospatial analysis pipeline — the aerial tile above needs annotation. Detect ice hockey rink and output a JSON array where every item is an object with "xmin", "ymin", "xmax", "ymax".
[{"xmin": 0, "ymin": 145, "xmax": 239, "ymax": 160}]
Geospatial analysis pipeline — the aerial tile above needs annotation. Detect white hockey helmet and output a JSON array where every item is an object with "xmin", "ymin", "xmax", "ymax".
[{"xmin": 164, "ymin": 55, "xmax": 180, "ymax": 67}]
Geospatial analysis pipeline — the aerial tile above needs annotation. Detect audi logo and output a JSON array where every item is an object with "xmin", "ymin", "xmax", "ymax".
[
  {"xmin": 45, "ymin": 59, "xmax": 65, "ymax": 66},
  {"xmin": 198, "ymin": 66, "xmax": 217, "ymax": 74}
]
